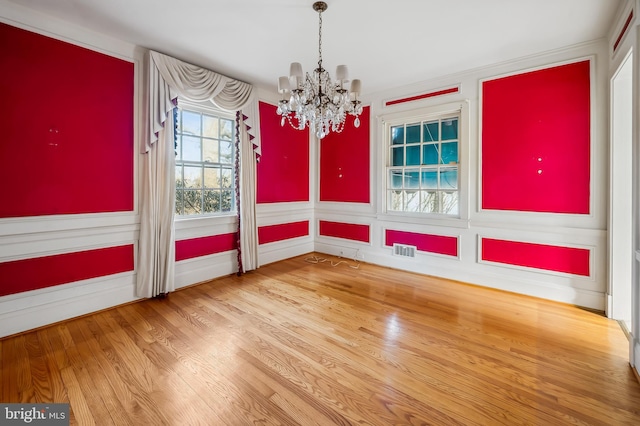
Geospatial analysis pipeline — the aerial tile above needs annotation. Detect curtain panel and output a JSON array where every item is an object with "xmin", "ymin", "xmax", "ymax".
[{"xmin": 137, "ymin": 50, "xmax": 260, "ymax": 298}]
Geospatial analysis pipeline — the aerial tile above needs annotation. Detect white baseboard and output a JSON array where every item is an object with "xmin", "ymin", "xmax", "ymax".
[
  {"xmin": 314, "ymin": 242, "xmax": 605, "ymax": 311},
  {"xmin": 0, "ymin": 273, "xmax": 138, "ymax": 338}
]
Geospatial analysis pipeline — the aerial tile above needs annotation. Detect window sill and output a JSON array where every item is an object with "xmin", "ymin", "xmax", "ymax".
[
  {"xmin": 175, "ymin": 213, "xmax": 236, "ymax": 230},
  {"xmin": 377, "ymin": 212, "xmax": 470, "ymax": 229}
]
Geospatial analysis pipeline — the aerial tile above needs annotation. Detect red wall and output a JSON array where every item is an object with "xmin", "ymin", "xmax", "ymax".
[
  {"xmin": 481, "ymin": 238, "xmax": 590, "ymax": 276},
  {"xmin": 385, "ymin": 229, "xmax": 458, "ymax": 257},
  {"xmin": 0, "ymin": 23, "xmax": 135, "ymax": 218},
  {"xmin": 258, "ymin": 221, "xmax": 309, "ymax": 245},
  {"xmin": 482, "ymin": 60, "xmax": 591, "ymax": 214},
  {"xmin": 257, "ymin": 102, "xmax": 310, "ymax": 203},
  {"xmin": 175, "ymin": 233, "xmax": 237, "ymax": 262},
  {"xmin": 0, "ymin": 245, "xmax": 134, "ymax": 297},
  {"xmin": 319, "ymin": 107, "xmax": 370, "ymax": 203},
  {"xmin": 319, "ymin": 221, "xmax": 370, "ymax": 243}
]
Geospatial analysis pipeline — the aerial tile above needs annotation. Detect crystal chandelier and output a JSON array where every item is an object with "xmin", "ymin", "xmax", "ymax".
[{"xmin": 276, "ymin": 1, "xmax": 363, "ymax": 139}]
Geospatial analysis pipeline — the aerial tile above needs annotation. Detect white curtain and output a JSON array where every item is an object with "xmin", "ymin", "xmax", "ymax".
[
  {"xmin": 137, "ymin": 111, "xmax": 176, "ymax": 298},
  {"xmin": 137, "ymin": 50, "xmax": 260, "ymax": 298},
  {"xmin": 237, "ymin": 104, "xmax": 261, "ymax": 272}
]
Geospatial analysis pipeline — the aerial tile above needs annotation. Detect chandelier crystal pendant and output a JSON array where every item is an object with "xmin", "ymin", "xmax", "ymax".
[{"xmin": 276, "ymin": 1, "xmax": 363, "ymax": 139}]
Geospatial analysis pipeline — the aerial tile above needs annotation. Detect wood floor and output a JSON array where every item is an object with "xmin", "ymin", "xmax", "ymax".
[{"xmin": 2, "ymin": 253, "xmax": 640, "ymax": 425}]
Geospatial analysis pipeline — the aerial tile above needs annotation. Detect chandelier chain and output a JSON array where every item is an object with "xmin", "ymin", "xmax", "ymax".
[{"xmin": 317, "ymin": 9, "xmax": 323, "ymax": 70}]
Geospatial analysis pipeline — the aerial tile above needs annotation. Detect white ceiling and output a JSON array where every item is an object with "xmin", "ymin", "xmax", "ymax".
[{"xmin": 6, "ymin": 0, "xmax": 623, "ymax": 96}]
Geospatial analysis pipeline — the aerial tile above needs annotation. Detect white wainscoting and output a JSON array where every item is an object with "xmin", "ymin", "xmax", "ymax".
[
  {"xmin": 0, "ymin": 272, "xmax": 138, "ymax": 338},
  {"xmin": 175, "ymin": 251, "xmax": 238, "ymax": 290}
]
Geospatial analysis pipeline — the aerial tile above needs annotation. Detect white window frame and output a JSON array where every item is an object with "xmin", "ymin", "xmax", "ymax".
[
  {"xmin": 174, "ymin": 99, "xmax": 237, "ymax": 221},
  {"xmin": 380, "ymin": 101, "xmax": 469, "ymax": 228}
]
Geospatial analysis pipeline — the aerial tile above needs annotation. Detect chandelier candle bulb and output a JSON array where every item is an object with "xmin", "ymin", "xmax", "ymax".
[
  {"xmin": 350, "ymin": 79, "xmax": 361, "ymax": 96},
  {"xmin": 290, "ymin": 62, "xmax": 303, "ymax": 79},
  {"xmin": 278, "ymin": 76, "xmax": 290, "ymax": 93},
  {"xmin": 276, "ymin": 1, "xmax": 363, "ymax": 139},
  {"xmin": 336, "ymin": 65, "xmax": 348, "ymax": 82}
]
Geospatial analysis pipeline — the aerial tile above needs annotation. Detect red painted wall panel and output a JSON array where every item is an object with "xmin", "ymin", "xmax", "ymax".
[
  {"xmin": 385, "ymin": 229, "xmax": 458, "ymax": 257},
  {"xmin": 319, "ymin": 220, "xmax": 370, "ymax": 243},
  {"xmin": 257, "ymin": 102, "xmax": 310, "ymax": 203},
  {"xmin": 0, "ymin": 23, "xmax": 135, "ymax": 218},
  {"xmin": 481, "ymin": 238, "xmax": 590, "ymax": 276},
  {"xmin": 175, "ymin": 233, "xmax": 237, "ymax": 262},
  {"xmin": 0, "ymin": 245, "xmax": 134, "ymax": 297},
  {"xmin": 258, "ymin": 221, "xmax": 309, "ymax": 245},
  {"xmin": 481, "ymin": 60, "xmax": 591, "ymax": 214},
  {"xmin": 319, "ymin": 107, "xmax": 370, "ymax": 203}
]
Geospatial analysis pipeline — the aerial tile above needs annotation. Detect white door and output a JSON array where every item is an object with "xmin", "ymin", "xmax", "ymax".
[{"xmin": 609, "ymin": 50, "xmax": 633, "ymax": 331}]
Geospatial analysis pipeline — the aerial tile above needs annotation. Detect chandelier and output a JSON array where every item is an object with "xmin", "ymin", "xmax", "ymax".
[{"xmin": 276, "ymin": 1, "xmax": 363, "ymax": 139}]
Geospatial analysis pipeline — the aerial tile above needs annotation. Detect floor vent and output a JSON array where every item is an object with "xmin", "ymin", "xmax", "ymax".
[{"xmin": 393, "ymin": 243, "xmax": 417, "ymax": 258}]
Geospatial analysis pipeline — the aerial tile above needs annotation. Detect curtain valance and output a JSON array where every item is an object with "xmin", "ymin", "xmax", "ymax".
[{"xmin": 144, "ymin": 50, "xmax": 258, "ymax": 154}]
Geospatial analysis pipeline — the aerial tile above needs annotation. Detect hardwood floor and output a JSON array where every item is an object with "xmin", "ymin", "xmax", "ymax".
[{"xmin": 2, "ymin": 253, "xmax": 640, "ymax": 425}]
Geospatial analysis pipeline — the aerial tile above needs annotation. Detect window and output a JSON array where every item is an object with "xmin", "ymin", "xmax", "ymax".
[
  {"xmin": 387, "ymin": 112, "xmax": 460, "ymax": 215},
  {"xmin": 175, "ymin": 104, "xmax": 236, "ymax": 216}
]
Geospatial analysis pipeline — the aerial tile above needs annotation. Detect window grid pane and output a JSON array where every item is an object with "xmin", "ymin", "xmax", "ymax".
[
  {"xmin": 182, "ymin": 136, "xmax": 202, "ymax": 162},
  {"xmin": 389, "ymin": 169, "xmax": 403, "ymax": 189},
  {"xmin": 181, "ymin": 110, "xmax": 201, "ymax": 136},
  {"xmin": 391, "ymin": 126, "xmax": 404, "ymax": 145},
  {"xmin": 389, "ymin": 190, "xmax": 403, "ymax": 211},
  {"xmin": 423, "ymin": 121, "xmax": 439, "ymax": 142},
  {"xmin": 175, "ymin": 190, "xmax": 184, "ymax": 215},
  {"xmin": 204, "ymin": 190, "xmax": 220, "ymax": 213},
  {"xmin": 220, "ymin": 119, "xmax": 234, "ymax": 140},
  {"xmin": 441, "ymin": 141, "xmax": 458, "ymax": 164},
  {"xmin": 203, "ymin": 138, "xmax": 219, "ymax": 163},
  {"xmin": 406, "ymin": 145, "xmax": 420, "ymax": 166},
  {"xmin": 387, "ymin": 114, "xmax": 460, "ymax": 215},
  {"xmin": 406, "ymin": 124, "xmax": 421, "ymax": 143},
  {"xmin": 442, "ymin": 118, "xmax": 458, "ymax": 140},
  {"xmin": 392, "ymin": 147, "xmax": 404, "ymax": 167},
  {"xmin": 203, "ymin": 115, "xmax": 219, "ymax": 139},
  {"xmin": 422, "ymin": 144, "xmax": 439, "ymax": 165},
  {"xmin": 175, "ymin": 106, "xmax": 236, "ymax": 217}
]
